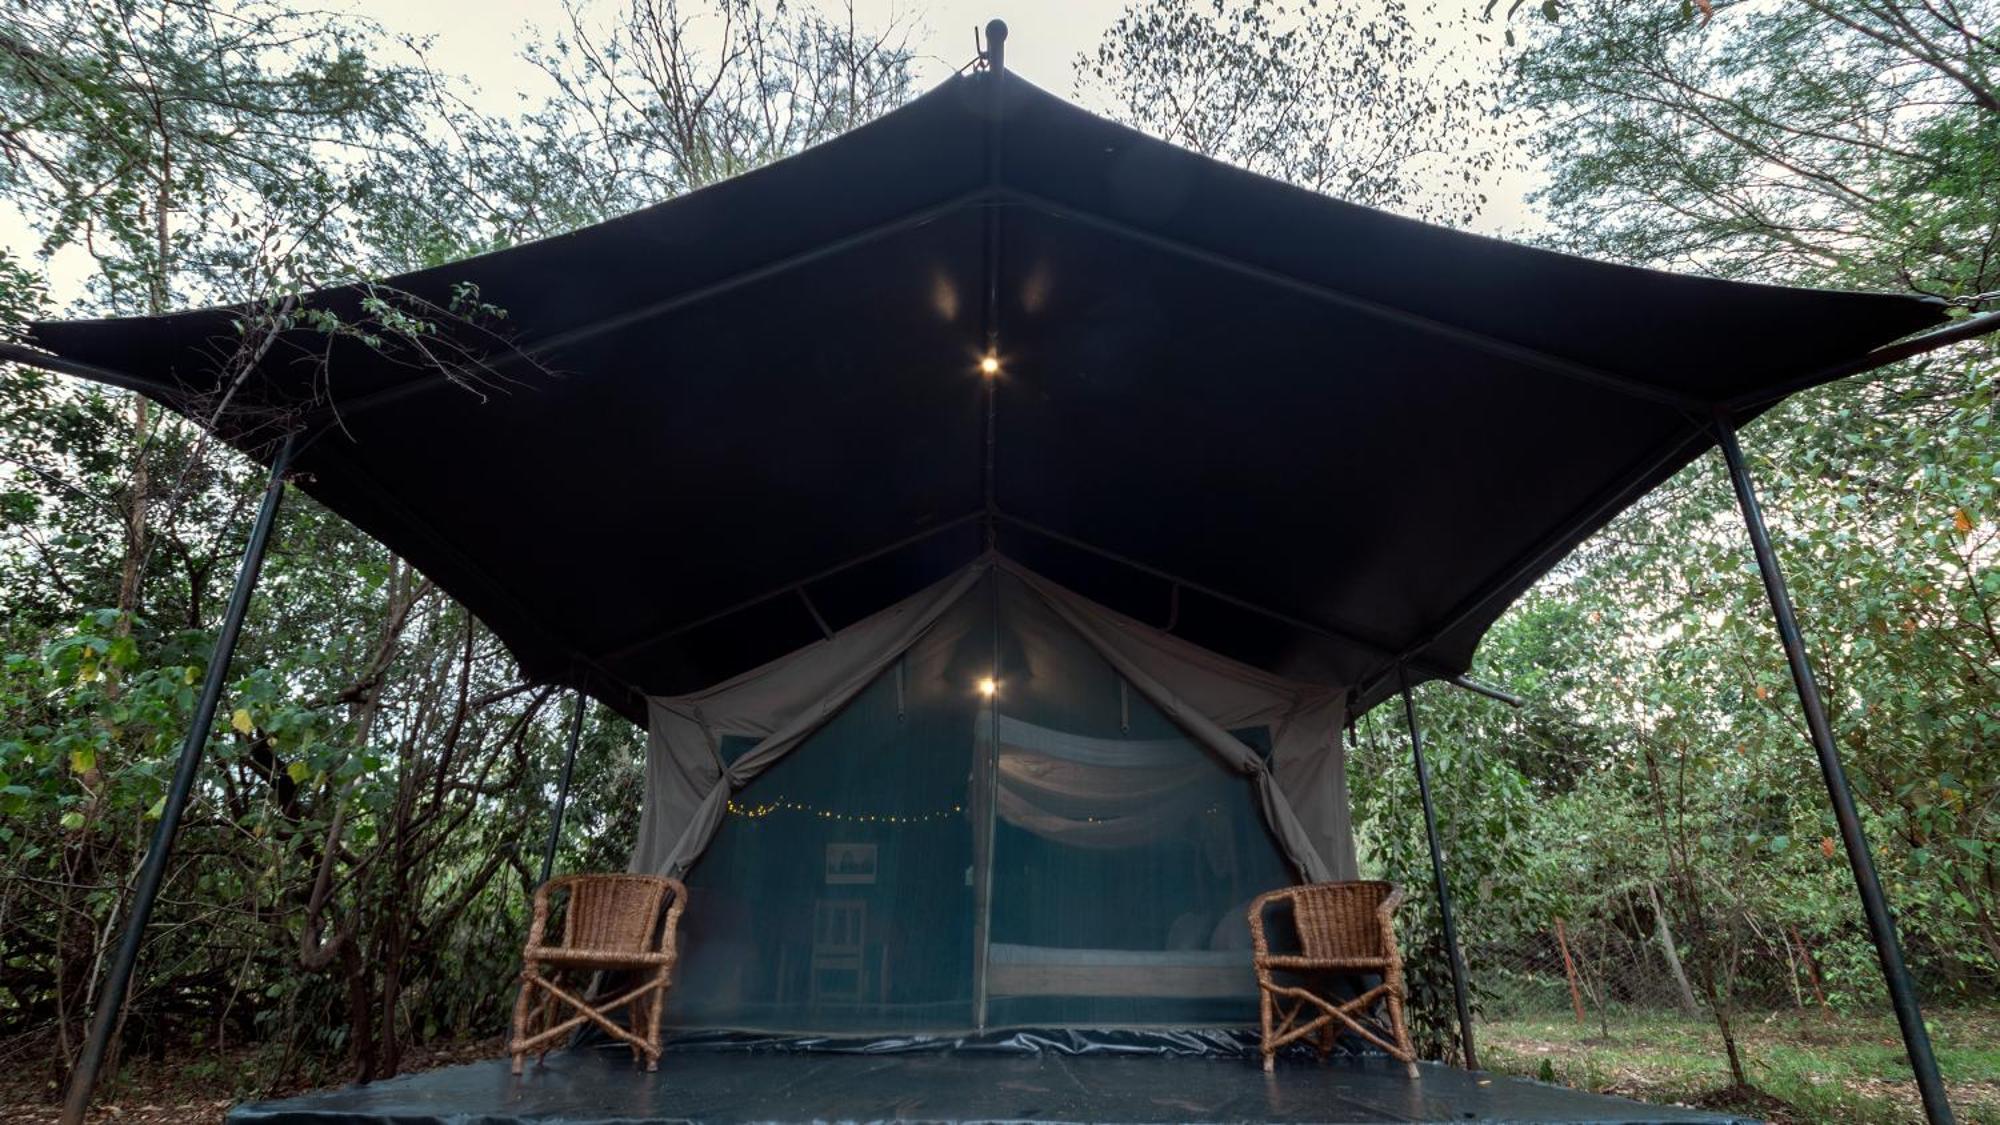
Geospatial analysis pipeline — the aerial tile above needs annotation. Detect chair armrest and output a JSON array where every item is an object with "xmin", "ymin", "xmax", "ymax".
[
  {"xmin": 527, "ymin": 874, "xmax": 587, "ymax": 950},
  {"xmin": 1377, "ymin": 884, "xmax": 1406, "ymax": 933},
  {"xmin": 1379, "ymin": 884, "xmax": 1406, "ymax": 915},
  {"xmin": 1246, "ymin": 886, "xmax": 1296, "ymax": 958},
  {"xmin": 655, "ymin": 877, "xmax": 690, "ymax": 957},
  {"xmin": 1376, "ymin": 884, "xmax": 1406, "ymax": 975}
]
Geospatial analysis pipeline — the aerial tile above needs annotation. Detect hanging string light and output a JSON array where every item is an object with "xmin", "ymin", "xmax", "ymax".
[{"xmin": 726, "ymin": 796, "xmax": 967, "ymax": 825}]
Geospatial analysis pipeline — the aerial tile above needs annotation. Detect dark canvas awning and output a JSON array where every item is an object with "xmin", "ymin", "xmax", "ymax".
[{"xmin": 21, "ymin": 71, "xmax": 1950, "ymax": 720}]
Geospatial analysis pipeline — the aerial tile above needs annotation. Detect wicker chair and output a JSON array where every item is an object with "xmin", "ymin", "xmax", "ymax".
[
  {"xmin": 1248, "ymin": 881, "xmax": 1419, "ymax": 1077},
  {"xmin": 509, "ymin": 874, "xmax": 687, "ymax": 1074}
]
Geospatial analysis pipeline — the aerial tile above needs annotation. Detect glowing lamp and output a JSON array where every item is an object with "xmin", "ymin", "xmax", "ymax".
[{"xmin": 977, "ymin": 676, "xmax": 998, "ymax": 697}]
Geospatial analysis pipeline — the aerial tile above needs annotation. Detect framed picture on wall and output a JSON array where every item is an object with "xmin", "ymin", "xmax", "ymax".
[{"xmin": 825, "ymin": 843, "xmax": 878, "ymax": 885}]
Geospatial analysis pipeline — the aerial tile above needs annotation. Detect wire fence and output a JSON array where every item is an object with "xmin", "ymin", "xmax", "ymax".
[{"xmin": 1470, "ymin": 913, "xmax": 1825, "ymax": 1030}]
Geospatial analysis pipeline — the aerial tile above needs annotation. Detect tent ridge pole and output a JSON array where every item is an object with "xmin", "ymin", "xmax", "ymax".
[
  {"xmin": 1399, "ymin": 665, "xmax": 1479, "ymax": 1072},
  {"xmin": 1714, "ymin": 417, "xmax": 1954, "ymax": 1124},
  {"xmin": 972, "ymin": 24, "xmax": 1007, "ymax": 1031},
  {"xmin": 60, "ymin": 431, "xmax": 299, "ymax": 1125},
  {"xmin": 979, "ymin": 24, "xmax": 1006, "ymax": 553},
  {"xmin": 539, "ymin": 692, "xmax": 588, "ymax": 885},
  {"xmin": 991, "ymin": 188, "xmax": 1706, "ymax": 412}
]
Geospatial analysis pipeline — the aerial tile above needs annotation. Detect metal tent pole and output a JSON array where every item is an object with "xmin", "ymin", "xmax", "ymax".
[
  {"xmin": 1399, "ymin": 665, "xmax": 1479, "ymax": 1071},
  {"xmin": 1714, "ymin": 419, "xmax": 1954, "ymax": 1124},
  {"xmin": 60, "ymin": 432, "xmax": 298, "ymax": 1125},
  {"xmin": 538, "ymin": 692, "xmax": 588, "ymax": 885}
]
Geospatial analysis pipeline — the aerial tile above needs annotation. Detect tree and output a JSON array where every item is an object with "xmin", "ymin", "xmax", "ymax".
[
  {"xmin": 1513, "ymin": 0, "xmax": 1999, "ymax": 297},
  {"xmin": 0, "ymin": 0, "xmax": 491, "ymax": 1083},
  {"xmin": 0, "ymin": 0, "xmax": 919, "ymax": 1094},
  {"xmin": 1079, "ymin": 0, "xmax": 1510, "ymax": 226},
  {"xmin": 484, "ymin": 0, "xmax": 918, "ymax": 235}
]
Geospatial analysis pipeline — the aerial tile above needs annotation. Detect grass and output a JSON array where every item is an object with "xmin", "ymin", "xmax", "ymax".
[{"xmin": 1481, "ymin": 1006, "xmax": 2000, "ymax": 1124}]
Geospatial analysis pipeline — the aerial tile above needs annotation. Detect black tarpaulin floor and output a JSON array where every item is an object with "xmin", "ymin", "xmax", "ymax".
[{"xmin": 226, "ymin": 1047, "xmax": 1755, "ymax": 1124}]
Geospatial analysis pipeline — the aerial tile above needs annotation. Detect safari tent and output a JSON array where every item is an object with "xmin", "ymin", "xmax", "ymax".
[{"xmin": 11, "ymin": 29, "xmax": 1997, "ymax": 1124}]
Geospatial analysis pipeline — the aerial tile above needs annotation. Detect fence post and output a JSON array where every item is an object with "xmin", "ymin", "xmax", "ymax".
[
  {"xmin": 1789, "ymin": 924, "xmax": 1832, "ymax": 1013},
  {"xmin": 1554, "ymin": 918, "xmax": 1586, "ymax": 1023}
]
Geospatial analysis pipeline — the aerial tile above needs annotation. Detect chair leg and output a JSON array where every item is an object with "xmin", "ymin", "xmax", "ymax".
[
  {"xmin": 643, "ymin": 971, "xmax": 669, "ymax": 1072},
  {"xmin": 1386, "ymin": 987, "xmax": 1417, "ymax": 1080},
  {"xmin": 534, "ymin": 975, "xmax": 556, "ymax": 1065},
  {"xmin": 1259, "ymin": 987, "xmax": 1276, "ymax": 1072},
  {"xmin": 642, "ymin": 987, "xmax": 661, "ymax": 1072},
  {"xmin": 510, "ymin": 970, "xmax": 536, "ymax": 1076}
]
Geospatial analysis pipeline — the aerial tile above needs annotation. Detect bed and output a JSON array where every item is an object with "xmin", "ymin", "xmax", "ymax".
[{"xmin": 986, "ymin": 942, "xmax": 1256, "ymax": 999}]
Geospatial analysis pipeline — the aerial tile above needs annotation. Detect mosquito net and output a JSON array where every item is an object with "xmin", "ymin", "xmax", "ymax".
[{"xmin": 640, "ymin": 558, "xmax": 1352, "ymax": 1034}]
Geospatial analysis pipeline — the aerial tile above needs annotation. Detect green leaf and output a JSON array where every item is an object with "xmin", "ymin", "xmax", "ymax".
[{"xmin": 69, "ymin": 748, "xmax": 95, "ymax": 774}]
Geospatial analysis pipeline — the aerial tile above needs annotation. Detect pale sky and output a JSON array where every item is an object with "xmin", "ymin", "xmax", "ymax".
[{"xmin": 7, "ymin": 0, "xmax": 1544, "ymax": 310}]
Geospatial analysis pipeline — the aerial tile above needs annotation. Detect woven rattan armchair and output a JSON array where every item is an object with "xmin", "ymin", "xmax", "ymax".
[
  {"xmin": 1248, "ymin": 881, "xmax": 1419, "ymax": 1077},
  {"xmin": 509, "ymin": 874, "xmax": 688, "ymax": 1074}
]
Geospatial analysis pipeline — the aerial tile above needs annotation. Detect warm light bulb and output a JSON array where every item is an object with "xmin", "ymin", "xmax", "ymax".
[
  {"xmin": 977, "ymin": 676, "xmax": 998, "ymax": 697},
  {"xmin": 979, "ymin": 355, "xmax": 1000, "ymax": 376}
]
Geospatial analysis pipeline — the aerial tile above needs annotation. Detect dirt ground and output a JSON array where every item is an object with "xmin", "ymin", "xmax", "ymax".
[{"xmin": 0, "ymin": 1037, "xmax": 503, "ymax": 1125}]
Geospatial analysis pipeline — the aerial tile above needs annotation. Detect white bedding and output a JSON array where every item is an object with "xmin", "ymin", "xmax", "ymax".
[{"xmin": 986, "ymin": 942, "xmax": 1255, "ymax": 998}]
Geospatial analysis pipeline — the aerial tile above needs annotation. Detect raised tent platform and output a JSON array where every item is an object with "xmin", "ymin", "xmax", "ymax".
[{"xmin": 228, "ymin": 1047, "xmax": 1753, "ymax": 1125}]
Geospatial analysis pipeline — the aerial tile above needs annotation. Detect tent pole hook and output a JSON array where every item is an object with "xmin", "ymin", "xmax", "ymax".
[
  {"xmin": 1399, "ymin": 665, "xmax": 1479, "ymax": 1071},
  {"xmin": 1714, "ymin": 417, "xmax": 1954, "ymax": 1123},
  {"xmin": 60, "ymin": 431, "xmax": 299, "ymax": 1125}
]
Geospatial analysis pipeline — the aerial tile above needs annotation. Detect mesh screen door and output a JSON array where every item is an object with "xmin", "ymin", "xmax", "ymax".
[
  {"xmin": 672, "ymin": 587, "xmax": 990, "ymax": 1031},
  {"xmin": 670, "ymin": 571, "xmax": 1297, "ymax": 1034}
]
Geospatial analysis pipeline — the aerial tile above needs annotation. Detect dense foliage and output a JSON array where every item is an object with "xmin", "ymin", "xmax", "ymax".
[
  {"xmin": 1346, "ymin": 0, "xmax": 2000, "ymax": 1091},
  {"xmin": 0, "ymin": 0, "xmax": 915, "ymax": 1093},
  {"xmin": 0, "ymin": 0, "xmax": 1993, "ymax": 1117}
]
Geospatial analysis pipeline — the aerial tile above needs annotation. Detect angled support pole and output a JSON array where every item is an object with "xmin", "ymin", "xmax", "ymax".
[
  {"xmin": 61, "ymin": 432, "xmax": 298, "ymax": 1125},
  {"xmin": 1714, "ymin": 418, "xmax": 1953, "ymax": 1124},
  {"xmin": 1398, "ymin": 665, "xmax": 1479, "ymax": 1071},
  {"xmin": 539, "ymin": 692, "xmax": 588, "ymax": 885}
]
